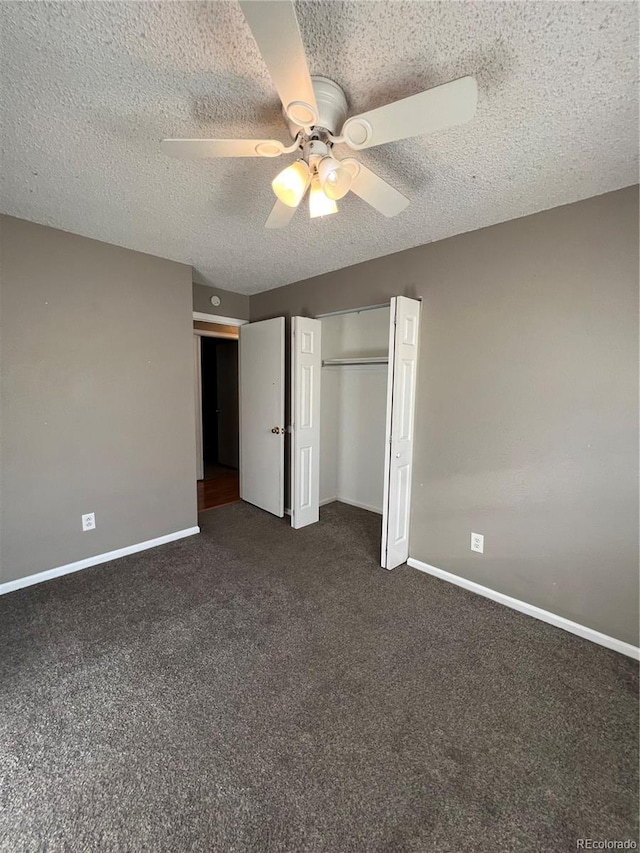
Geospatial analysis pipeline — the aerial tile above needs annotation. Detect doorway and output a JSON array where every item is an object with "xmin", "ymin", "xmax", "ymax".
[{"xmin": 194, "ymin": 321, "xmax": 241, "ymax": 512}]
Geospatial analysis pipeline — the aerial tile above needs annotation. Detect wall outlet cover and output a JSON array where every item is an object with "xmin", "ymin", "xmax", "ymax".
[
  {"xmin": 471, "ymin": 532, "xmax": 484, "ymax": 554},
  {"xmin": 82, "ymin": 512, "xmax": 96, "ymax": 532}
]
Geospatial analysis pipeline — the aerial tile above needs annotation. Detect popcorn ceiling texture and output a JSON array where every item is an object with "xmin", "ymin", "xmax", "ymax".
[{"xmin": 0, "ymin": 1, "xmax": 637, "ymax": 295}]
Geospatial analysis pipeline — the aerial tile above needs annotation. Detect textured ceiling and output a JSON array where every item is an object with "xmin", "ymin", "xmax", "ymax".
[{"xmin": 1, "ymin": 2, "xmax": 637, "ymax": 295}]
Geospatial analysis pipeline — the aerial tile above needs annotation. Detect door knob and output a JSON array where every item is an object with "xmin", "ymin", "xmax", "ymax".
[
  {"xmin": 271, "ymin": 427, "xmax": 282, "ymax": 434},
  {"xmin": 395, "ymin": 452, "xmax": 401, "ymax": 458}
]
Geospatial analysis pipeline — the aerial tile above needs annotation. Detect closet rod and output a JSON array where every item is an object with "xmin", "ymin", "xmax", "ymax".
[
  {"xmin": 315, "ymin": 297, "xmax": 422, "ymax": 320},
  {"xmin": 315, "ymin": 303, "xmax": 389, "ymax": 319},
  {"xmin": 322, "ymin": 357, "xmax": 389, "ymax": 366}
]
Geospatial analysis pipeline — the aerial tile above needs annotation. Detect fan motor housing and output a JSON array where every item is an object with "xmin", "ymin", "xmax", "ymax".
[{"xmin": 284, "ymin": 76, "xmax": 348, "ymax": 138}]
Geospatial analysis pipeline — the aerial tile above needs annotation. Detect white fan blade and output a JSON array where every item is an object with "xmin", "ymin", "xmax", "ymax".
[
  {"xmin": 341, "ymin": 76, "xmax": 477, "ymax": 150},
  {"xmin": 239, "ymin": 1, "xmax": 318, "ymax": 127},
  {"xmin": 343, "ymin": 159, "xmax": 409, "ymax": 217},
  {"xmin": 265, "ymin": 199, "xmax": 298, "ymax": 229},
  {"xmin": 161, "ymin": 138, "xmax": 288, "ymax": 159}
]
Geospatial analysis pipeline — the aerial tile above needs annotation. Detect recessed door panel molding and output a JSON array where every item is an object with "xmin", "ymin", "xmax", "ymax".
[
  {"xmin": 301, "ymin": 364, "xmax": 313, "ymax": 428},
  {"xmin": 239, "ymin": 317, "xmax": 285, "ymax": 517},
  {"xmin": 398, "ymin": 359, "xmax": 415, "ymax": 441},
  {"xmin": 392, "ymin": 462, "xmax": 410, "ymax": 545},
  {"xmin": 402, "ymin": 314, "xmax": 417, "ymax": 346},
  {"xmin": 382, "ymin": 296, "xmax": 421, "ymax": 569},
  {"xmin": 291, "ymin": 317, "xmax": 322, "ymax": 529},
  {"xmin": 299, "ymin": 446, "xmax": 312, "ymax": 509},
  {"xmin": 301, "ymin": 330, "xmax": 314, "ymax": 354}
]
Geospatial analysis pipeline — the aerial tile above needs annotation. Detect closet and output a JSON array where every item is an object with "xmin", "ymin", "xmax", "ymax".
[
  {"xmin": 243, "ymin": 296, "xmax": 419, "ymax": 568},
  {"xmin": 319, "ymin": 306, "xmax": 391, "ymax": 515}
]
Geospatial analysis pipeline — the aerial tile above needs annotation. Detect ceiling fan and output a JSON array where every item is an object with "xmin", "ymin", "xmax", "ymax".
[{"xmin": 161, "ymin": 0, "xmax": 478, "ymax": 228}]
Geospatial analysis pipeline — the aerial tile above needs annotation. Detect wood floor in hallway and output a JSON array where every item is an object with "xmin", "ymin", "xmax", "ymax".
[{"xmin": 197, "ymin": 465, "xmax": 240, "ymax": 512}]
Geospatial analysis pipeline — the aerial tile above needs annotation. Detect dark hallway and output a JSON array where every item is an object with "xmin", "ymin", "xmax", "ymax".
[{"xmin": 198, "ymin": 336, "xmax": 240, "ymax": 512}]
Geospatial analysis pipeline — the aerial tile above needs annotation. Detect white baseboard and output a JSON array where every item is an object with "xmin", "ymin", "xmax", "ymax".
[
  {"xmin": 0, "ymin": 526, "xmax": 201, "ymax": 597},
  {"xmin": 290, "ymin": 498, "xmax": 381, "ymax": 514},
  {"xmin": 319, "ymin": 497, "xmax": 337, "ymax": 507},
  {"xmin": 335, "ymin": 496, "xmax": 382, "ymax": 515},
  {"xmin": 407, "ymin": 558, "xmax": 639, "ymax": 661},
  {"xmin": 288, "ymin": 497, "xmax": 380, "ymax": 516}
]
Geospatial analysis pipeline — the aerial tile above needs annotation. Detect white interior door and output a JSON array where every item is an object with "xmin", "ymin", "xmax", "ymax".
[
  {"xmin": 290, "ymin": 317, "xmax": 321, "ymax": 529},
  {"xmin": 381, "ymin": 296, "xmax": 421, "ymax": 569},
  {"xmin": 239, "ymin": 317, "xmax": 285, "ymax": 517}
]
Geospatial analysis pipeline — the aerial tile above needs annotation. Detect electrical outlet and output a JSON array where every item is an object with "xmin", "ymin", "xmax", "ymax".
[
  {"xmin": 82, "ymin": 512, "xmax": 96, "ymax": 532},
  {"xmin": 470, "ymin": 532, "xmax": 484, "ymax": 554}
]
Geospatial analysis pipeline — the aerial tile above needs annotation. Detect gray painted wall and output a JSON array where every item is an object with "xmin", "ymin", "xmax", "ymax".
[
  {"xmin": 251, "ymin": 187, "xmax": 640, "ymax": 646},
  {"xmin": 1, "ymin": 216, "xmax": 198, "ymax": 584},
  {"xmin": 193, "ymin": 282, "xmax": 249, "ymax": 320}
]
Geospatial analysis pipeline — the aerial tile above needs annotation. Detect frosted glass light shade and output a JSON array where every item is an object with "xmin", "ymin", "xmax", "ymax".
[
  {"xmin": 317, "ymin": 156, "xmax": 352, "ymax": 200},
  {"xmin": 309, "ymin": 177, "xmax": 338, "ymax": 219},
  {"xmin": 271, "ymin": 160, "xmax": 311, "ymax": 208}
]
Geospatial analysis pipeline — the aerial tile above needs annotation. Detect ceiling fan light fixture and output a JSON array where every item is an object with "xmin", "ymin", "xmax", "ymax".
[
  {"xmin": 317, "ymin": 156, "xmax": 352, "ymax": 200},
  {"xmin": 309, "ymin": 176, "xmax": 338, "ymax": 219},
  {"xmin": 164, "ymin": 0, "xmax": 479, "ymax": 230},
  {"xmin": 271, "ymin": 160, "xmax": 311, "ymax": 208}
]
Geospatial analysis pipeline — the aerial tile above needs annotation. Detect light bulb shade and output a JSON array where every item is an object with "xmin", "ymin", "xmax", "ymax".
[
  {"xmin": 271, "ymin": 160, "xmax": 311, "ymax": 208},
  {"xmin": 317, "ymin": 156, "xmax": 353, "ymax": 200},
  {"xmin": 309, "ymin": 177, "xmax": 338, "ymax": 219}
]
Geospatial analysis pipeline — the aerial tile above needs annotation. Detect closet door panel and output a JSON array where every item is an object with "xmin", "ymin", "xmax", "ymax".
[
  {"xmin": 291, "ymin": 317, "xmax": 322, "ymax": 528},
  {"xmin": 382, "ymin": 297, "xmax": 421, "ymax": 569}
]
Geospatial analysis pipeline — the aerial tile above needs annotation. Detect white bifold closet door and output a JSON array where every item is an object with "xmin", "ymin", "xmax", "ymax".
[
  {"xmin": 382, "ymin": 296, "xmax": 421, "ymax": 569},
  {"xmin": 290, "ymin": 317, "xmax": 322, "ymax": 529},
  {"xmin": 239, "ymin": 317, "xmax": 285, "ymax": 517}
]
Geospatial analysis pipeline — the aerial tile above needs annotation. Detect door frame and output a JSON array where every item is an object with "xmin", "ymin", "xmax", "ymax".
[
  {"xmin": 194, "ymin": 311, "xmax": 249, "ymax": 326},
  {"xmin": 193, "ymin": 312, "xmax": 246, "ymax": 481},
  {"xmin": 194, "ymin": 335, "xmax": 204, "ymax": 480}
]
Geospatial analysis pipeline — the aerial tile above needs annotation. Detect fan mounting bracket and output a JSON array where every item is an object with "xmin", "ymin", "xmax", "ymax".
[{"xmin": 283, "ymin": 76, "xmax": 348, "ymax": 139}]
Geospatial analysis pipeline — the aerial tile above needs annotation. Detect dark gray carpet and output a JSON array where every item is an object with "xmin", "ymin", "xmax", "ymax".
[{"xmin": 1, "ymin": 502, "xmax": 637, "ymax": 853}]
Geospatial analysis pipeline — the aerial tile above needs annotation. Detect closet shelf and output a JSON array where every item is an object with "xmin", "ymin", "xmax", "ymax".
[{"xmin": 322, "ymin": 356, "xmax": 389, "ymax": 366}]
